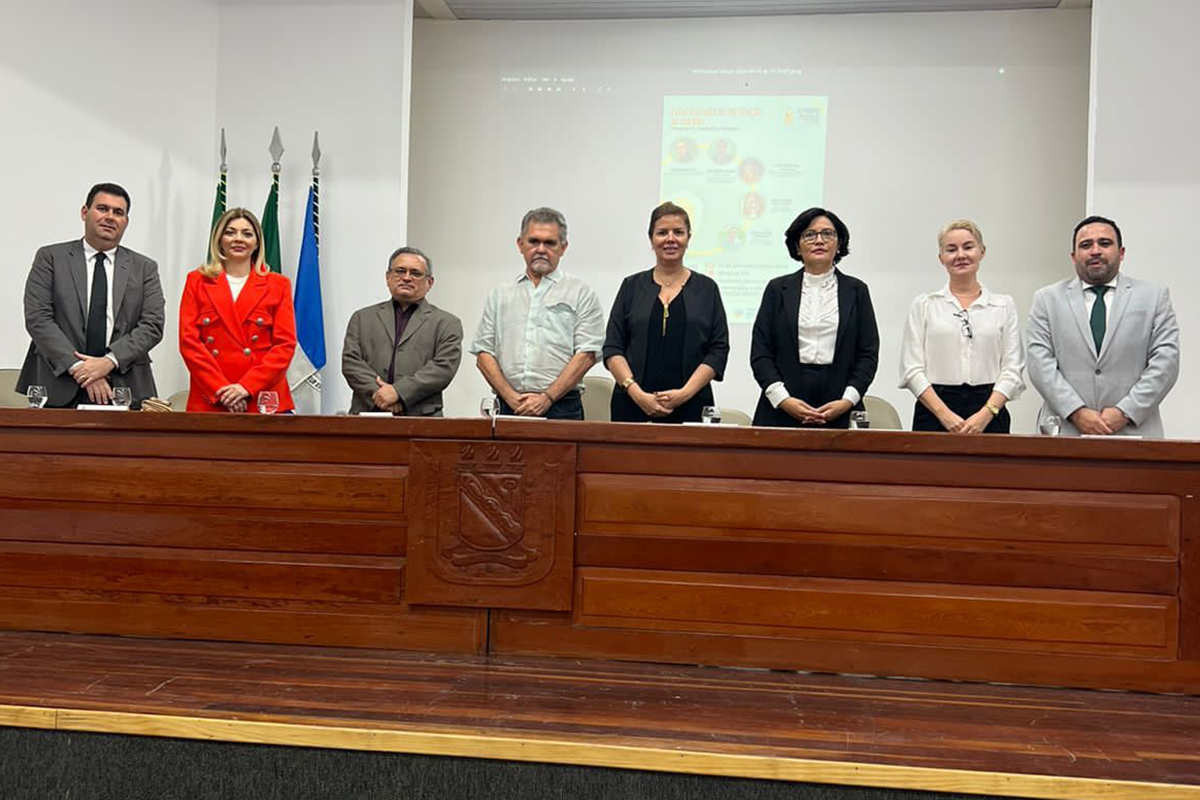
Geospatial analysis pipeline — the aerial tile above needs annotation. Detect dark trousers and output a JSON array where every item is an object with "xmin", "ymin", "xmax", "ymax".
[
  {"xmin": 912, "ymin": 383, "xmax": 1010, "ymax": 433},
  {"xmin": 498, "ymin": 391, "xmax": 584, "ymax": 421}
]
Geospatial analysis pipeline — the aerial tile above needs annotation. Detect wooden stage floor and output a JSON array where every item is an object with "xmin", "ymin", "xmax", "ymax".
[{"xmin": 0, "ymin": 631, "xmax": 1197, "ymax": 799}]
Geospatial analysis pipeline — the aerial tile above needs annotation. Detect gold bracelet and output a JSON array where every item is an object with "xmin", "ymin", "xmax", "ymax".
[
  {"xmin": 985, "ymin": 402, "xmax": 1001, "ymax": 416},
  {"xmin": 620, "ymin": 376, "xmax": 636, "ymax": 390}
]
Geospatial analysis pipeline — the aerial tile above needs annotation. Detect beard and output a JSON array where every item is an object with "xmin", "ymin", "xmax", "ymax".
[{"xmin": 528, "ymin": 257, "xmax": 554, "ymax": 275}]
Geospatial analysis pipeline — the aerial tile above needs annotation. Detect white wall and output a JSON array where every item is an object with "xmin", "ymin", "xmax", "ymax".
[
  {"xmin": 0, "ymin": 0, "xmax": 219, "ymax": 399},
  {"xmin": 2, "ymin": 0, "xmax": 413, "ymax": 414},
  {"xmin": 1088, "ymin": 0, "xmax": 1199, "ymax": 439},
  {"xmin": 409, "ymin": 10, "xmax": 1091, "ymax": 431}
]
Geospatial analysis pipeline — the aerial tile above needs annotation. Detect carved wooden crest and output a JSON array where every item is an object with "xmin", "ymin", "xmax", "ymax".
[{"xmin": 406, "ymin": 440, "xmax": 575, "ymax": 609}]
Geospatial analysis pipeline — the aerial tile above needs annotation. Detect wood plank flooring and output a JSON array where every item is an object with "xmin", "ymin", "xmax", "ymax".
[{"xmin": 0, "ymin": 631, "xmax": 1197, "ymax": 799}]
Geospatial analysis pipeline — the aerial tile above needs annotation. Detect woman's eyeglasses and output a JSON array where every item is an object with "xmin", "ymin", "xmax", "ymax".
[{"xmin": 800, "ymin": 229, "xmax": 838, "ymax": 243}]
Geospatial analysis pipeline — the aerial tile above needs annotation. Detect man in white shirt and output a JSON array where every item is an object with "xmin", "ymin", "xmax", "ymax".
[
  {"xmin": 17, "ymin": 183, "xmax": 165, "ymax": 408},
  {"xmin": 1026, "ymin": 215, "xmax": 1179, "ymax": 437},
  {"xmin": 470, "ymin": 207, "xmax": 605, "ymax": 420}
]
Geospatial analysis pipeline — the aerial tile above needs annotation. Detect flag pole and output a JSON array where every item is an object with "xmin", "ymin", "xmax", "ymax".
[
  {"xmin": 288, "ymin": 132, "xmax": 327, "ymax": 410},
  {"xmin": 305, "ymin": 131, "xmax": 323, "ymax": 397},
  {"xmin": 262, "ymin": 126, "xmax": 284, "ymax": 273},
  {"xmin": 205, "ymin": 128, "xmax": 227, "ymax": 262},
  {"xmin": 311, "ymin": 132, "xmax": 320, "ymax": 249}
]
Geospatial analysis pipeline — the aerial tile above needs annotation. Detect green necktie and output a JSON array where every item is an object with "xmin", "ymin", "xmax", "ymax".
[{"xmin": 1089, "ymin": 285, "xmax": 1109, "ymax": 354}]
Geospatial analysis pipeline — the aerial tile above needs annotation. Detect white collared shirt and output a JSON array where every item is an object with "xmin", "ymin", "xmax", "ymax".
[
  {"xmin": 899, "ymin": 284, "xmax": 1025, "ymax": 400},
  {"xmin": 798, "ymin": 269, "xmax": 839, "ymax": 364},
  {"xmin": 469, "ymin": 269, "xmax": 605, "ymax": 394},
  {"xmin": 80, "ymin": 239, "xmax": 120, "ymax": 368},
  {"xmin": 764, "ymin": 269, "xmax": 861, "ymax": 408}
]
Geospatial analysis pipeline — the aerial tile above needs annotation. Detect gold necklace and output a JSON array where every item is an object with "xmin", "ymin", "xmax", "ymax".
[
  {"xmin": 951, "ymin": 285, "xmax": 981, "ymax": 307},
  {"xmin": 656, "ymin": 268, "xmax": 686, "ymax": 335},
  {"xmin": 655, "ymin": 268, "xmax": 685, "ymax": 287}
]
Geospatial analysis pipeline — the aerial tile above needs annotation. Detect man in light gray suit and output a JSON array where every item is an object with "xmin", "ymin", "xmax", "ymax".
[
  {"xmin": 18, "ymin": 183, "xmax": 165, "ymax": 408},
  {"xmin": 342, "ymin": 246, "xmax": 462, "ymax": 416},
  {"xmin": 1027, "ymin": 215, "xmax": 1179, "ymax": 437}
]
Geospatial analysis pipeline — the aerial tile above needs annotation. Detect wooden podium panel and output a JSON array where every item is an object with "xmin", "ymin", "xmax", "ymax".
[
  {"xmin": 3, "ymin": 411, "xmax": 1200, "ymax": 692},
  {"xmin": 490, "ymin": 421, "xmax": 1200, "ymax": 693},
  {"xmin": 0, "ymin": 412, "xmax": 490, "ymax": 653},
  {"xmin": 576, "ymin": 473, "xmax": 1179, "ymax": 592},
  {"xmin": 572, "ymin": 568, "xmax": 1176, "ymax": 657}
]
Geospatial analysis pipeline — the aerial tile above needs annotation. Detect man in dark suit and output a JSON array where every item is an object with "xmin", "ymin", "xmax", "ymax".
[
  {"xmin": 341, "ymin": 246, "xmax": 463, "ymax": 416},
  {"xmin": 18, "ymin": 183, "xmax": 165, "ymax": 408}
]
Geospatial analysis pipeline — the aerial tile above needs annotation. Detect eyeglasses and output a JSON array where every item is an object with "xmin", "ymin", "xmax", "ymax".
[
  {"xmin": 800, "ymin": 229, "xmax": 838, "ymax": 243},
  {"xmin": 953, "ymin": 309, "xmax": 973, "ymax": 339},
  {"xmin": 387, "ymin": 268, "xmax": 427, "ymax": 279}
]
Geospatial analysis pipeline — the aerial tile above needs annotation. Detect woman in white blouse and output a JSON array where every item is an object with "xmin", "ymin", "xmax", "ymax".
[
  {"xmin": 751, "ymin": 207, "xmax": 880, "ymax": 428},
  {"xmin": 899, "ymin": 220, "xmax": 1025, "ymax": 433}
]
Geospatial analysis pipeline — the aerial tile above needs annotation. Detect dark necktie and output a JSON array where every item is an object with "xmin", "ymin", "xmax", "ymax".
[
  {"xmin": 85, "ymin": 252, "xmax": 108, "ymax": 356},
  {"xmin": 1089, "ymin": 285, "xmax": 1109, "ymax": 355}
]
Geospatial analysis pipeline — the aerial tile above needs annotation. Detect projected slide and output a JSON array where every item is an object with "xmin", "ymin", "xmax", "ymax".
[{"xmin": 659, "ymin": 96, "xmax": 828, "ymax": 323}]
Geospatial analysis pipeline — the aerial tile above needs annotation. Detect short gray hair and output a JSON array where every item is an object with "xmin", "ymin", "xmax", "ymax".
[
  {"xmin": 387, "ymin": 246, "xmax": 433, "ymax": 279},
  {"xmin": 519, "ymin": 207, "xmax": 568, "ymax": 244}
]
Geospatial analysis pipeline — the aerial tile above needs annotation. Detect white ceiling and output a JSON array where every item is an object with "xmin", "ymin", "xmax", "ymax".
[{"xmin": 414, "ymin": 0, "xmax": 1089, "ymax": 20}]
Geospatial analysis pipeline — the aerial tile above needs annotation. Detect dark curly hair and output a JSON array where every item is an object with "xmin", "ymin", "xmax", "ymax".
[{"xmin": 784, "ymin": 207, "xmax": 850, "ymax": 265}]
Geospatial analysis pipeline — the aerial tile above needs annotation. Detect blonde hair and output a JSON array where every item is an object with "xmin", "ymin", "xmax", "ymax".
[
  {"xmin": 937, "ymin": 219, "xmax": 985, "ymax": 252},
  {"xmin": 200, "ymin": 208, "xmax": 270, "ymax": 278}
]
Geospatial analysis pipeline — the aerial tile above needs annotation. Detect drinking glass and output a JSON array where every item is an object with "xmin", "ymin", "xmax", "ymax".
[
  {"xmin": 257, "ymin": 391, "xmax": 280, "ymax": 415},
  {"xmin": 1038, "ymin": 413, "xmax": 1061, "ymax": 436},
  {"xmin": 26, "ymin": 385, "xmax": 48, "ymax": 409},
  {"xmin": 112, "ymin": 387, "xmax": 132, "ymax": 409},
  {"xmin": 850, "ymin": 410, "xmax": 870, "ymax": 429},
  {"xmin": 700, "ymin": 406, "xmax": 721, "ymax": 425},
  {"xmin": 480, "ymin": 395, "xmax": 499, "ymax": 418}
]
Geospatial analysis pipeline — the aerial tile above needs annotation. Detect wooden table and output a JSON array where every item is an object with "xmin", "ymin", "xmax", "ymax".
[{"xmin": 0, "ymin": 410, "xmax": 1195, "ymax": 693}]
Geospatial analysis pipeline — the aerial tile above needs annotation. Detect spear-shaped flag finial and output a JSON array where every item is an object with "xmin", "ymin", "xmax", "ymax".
[{"xmin": 269, "ymin": 126, "xmax": 284, "ymax": 174}]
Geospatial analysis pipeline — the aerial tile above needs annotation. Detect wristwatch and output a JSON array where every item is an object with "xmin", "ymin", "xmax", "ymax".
[{"xmin": 621, "ymin": 376, "xmax": 636, "ymax": 390}]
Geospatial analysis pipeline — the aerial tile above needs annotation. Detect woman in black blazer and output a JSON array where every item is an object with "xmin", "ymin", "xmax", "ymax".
[
  {"xmin": 750, "ymin": 207, "xmax": 879, "ymax": 428},
  {"xmin": 604, "ymin": 202, "xmax": 730, "ymax": 423}
]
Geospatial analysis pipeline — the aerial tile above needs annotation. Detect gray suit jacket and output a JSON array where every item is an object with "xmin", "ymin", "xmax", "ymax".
[
  {"xmin": 1027, "ymin": 273, "xmax": 1179, "ymax": 437},
  {"xmin": 341, "ymin": 298, "xmax": 463, "ymax": 416},
  {"xmin": 17, "ymin": 239, "xmax": 165, "ymax": 407}
]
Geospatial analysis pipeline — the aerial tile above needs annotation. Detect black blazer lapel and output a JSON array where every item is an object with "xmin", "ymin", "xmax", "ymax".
[
  {"xmin": 833, "ymin": 268, "xmax": 854, "ymax": 355},
  {"xmin": 631, "ymin": 270, "xmax": 658, "ymax": 330},
  {"xmin": 783, "ymin": 270, "xmax": 802, "ymax": 360}
]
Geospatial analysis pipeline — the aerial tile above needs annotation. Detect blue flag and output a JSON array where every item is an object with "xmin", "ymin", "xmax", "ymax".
[{"xmin": 293, "ymin": 186, "xmax": 326, "ymax": 372}]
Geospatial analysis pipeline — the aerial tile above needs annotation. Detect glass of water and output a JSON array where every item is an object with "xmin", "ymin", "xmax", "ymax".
[
  {"xmin": 1039, "ymin": 413, "xmax": 1061, "ymax": 436},
  {"xmin": 112, "ymin": 387, "xmax": 132, "ymax": 408},
  {"xmin": 26, "ymin": 385, "xmax": 48, "ymax": 409},
  {"xmin": 480, "ymin": 395, "xmax": 499, "ymax": 418},
  {"xmin": 850, "ymin": 409, "xmax": 870, "ymax": 429},
  {"xmin": 257, "ymin": 391, "xmax": 280, "ymax": 414},
  {"xmin": 701, "ymin": 406, "xmax": 722, "ymax": 425}
]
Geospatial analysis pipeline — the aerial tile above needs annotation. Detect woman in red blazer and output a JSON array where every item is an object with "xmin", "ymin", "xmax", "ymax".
[{"xmin": 179, "ymin": 208, "xmax": 297, "ymax": 413}]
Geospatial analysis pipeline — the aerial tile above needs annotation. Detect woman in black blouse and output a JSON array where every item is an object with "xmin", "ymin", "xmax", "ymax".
[{"xmin": 603, "ymin": 202, "xmax": 730, "ymax": 423}]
